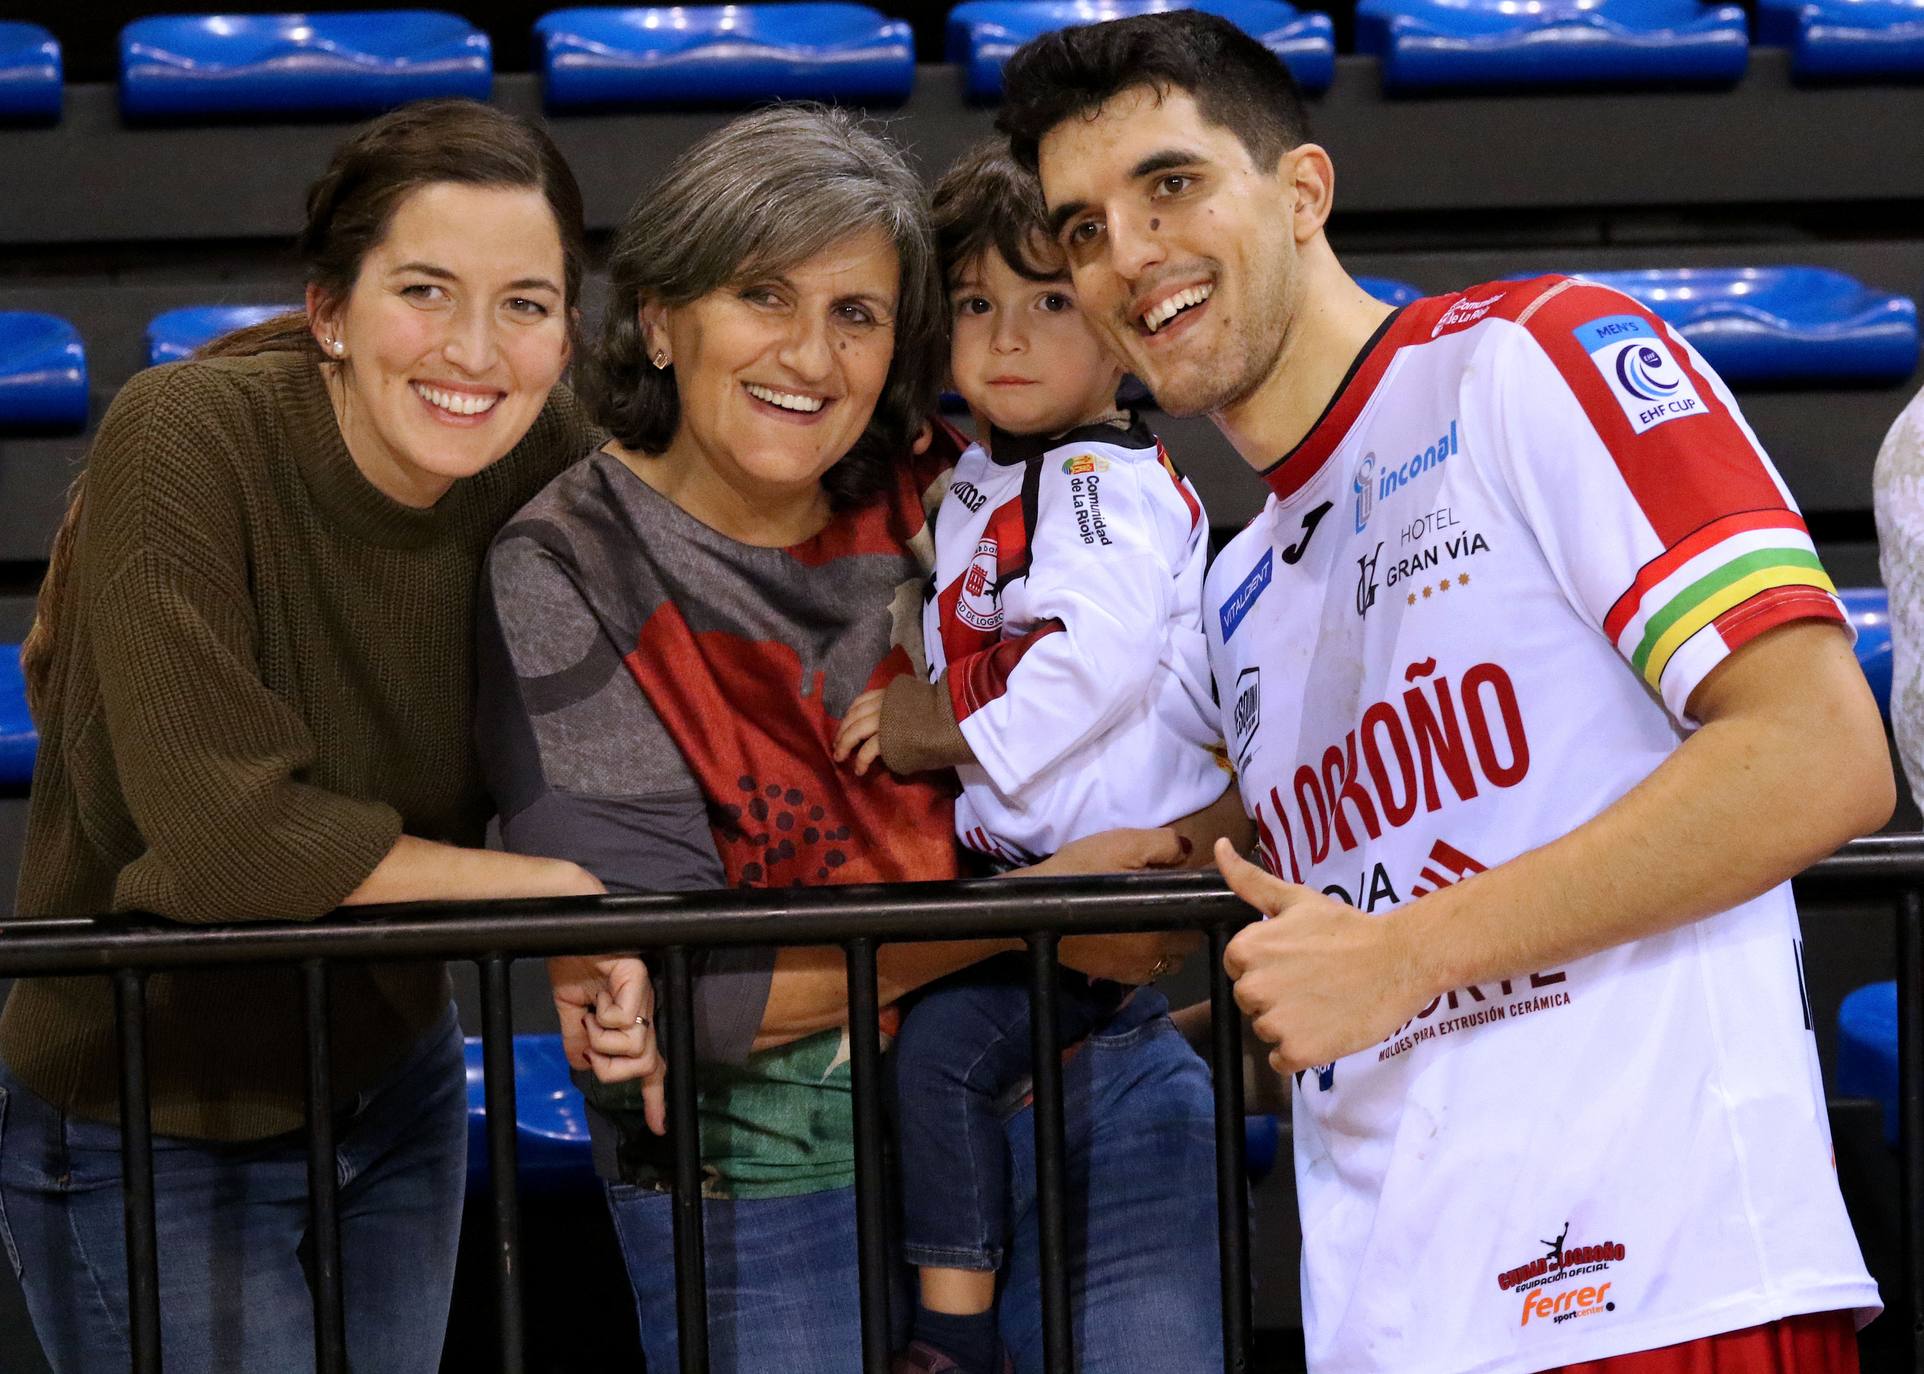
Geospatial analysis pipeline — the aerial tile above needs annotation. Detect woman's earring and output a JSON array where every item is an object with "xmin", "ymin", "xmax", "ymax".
[
  {"xmin": 329, "ymin": 338, "xmax": 345, "ymax": 356},
  {"xmin": 652, "ymin": 348, "xmax": 668, "ymax": 370}
]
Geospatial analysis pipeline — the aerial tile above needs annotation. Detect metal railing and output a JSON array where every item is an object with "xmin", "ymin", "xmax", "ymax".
[{"xmin": 0, "ymin": 838, "xmax": 1918, "ymax": 1374}]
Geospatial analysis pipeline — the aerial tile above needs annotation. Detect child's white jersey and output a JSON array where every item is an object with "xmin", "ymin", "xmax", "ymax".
[
  {"xmin": 1202, "ymin": 277, "xmax": 1877, "ymax": 1373},
  {"xmin": 924, "ymin": 419, "xmax": 1226, "ymax": 865}
]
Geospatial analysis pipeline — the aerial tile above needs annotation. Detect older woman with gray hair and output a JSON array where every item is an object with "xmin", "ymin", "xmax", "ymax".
[{"xmin": 475, "ymin": 104, "xmax": 1228, "ymax": 1371}]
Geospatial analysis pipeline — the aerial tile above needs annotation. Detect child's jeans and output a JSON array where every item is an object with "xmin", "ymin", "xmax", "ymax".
[{"xmin": 890, "ymin": 953, "xmax": 1126, "ymax": 1271}]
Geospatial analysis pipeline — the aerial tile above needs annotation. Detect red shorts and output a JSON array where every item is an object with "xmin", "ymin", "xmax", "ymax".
[{"xmin": 1547, "ymin": 1311, "xmax": 1859, "ymax": 1374}]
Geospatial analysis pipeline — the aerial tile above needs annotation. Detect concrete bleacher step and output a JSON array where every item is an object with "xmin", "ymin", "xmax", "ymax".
[
  {"xmin": 536, "ymin": 4, "xmax": 916, "ymax": 111},
  {"xmin": 0, "ymin": 22, "xmax": 60, "ymax": 124},
  {"xmin": 0, "ymin": 312, "xmax": 87, "ymax": 433},
  {"xmin": 1355, "ymin": 0, "xmax": 1751, "ymax": 90},
  {"xmin": 946, "ymin": 0, "xmax": 1334, "ymax": 101},
  {"xmin": 118, "ymin": 11, "xmax": 492, "ymax": 122},
  {"xmin": 1757, "ymin": 0, "xmax": 1924, "ymax": 81}
]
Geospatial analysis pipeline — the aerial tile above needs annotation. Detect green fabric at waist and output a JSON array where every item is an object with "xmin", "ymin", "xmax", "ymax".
[{"xmin": 590, "ymin": 1025, "xmax": 856, "ymax": 1201}]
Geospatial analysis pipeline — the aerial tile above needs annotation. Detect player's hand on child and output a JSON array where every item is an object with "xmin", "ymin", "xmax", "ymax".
[
  {"xmin": 832, "ymin": 688, "xmax": 887, "ymax": 776},
  {"xmin": 1216, "ymin": 839, "xmax": 1433, "ymax": 1075},
  {"xmin": 548, "ymin": 953, "xmax": 667, "ymax": 1136}
]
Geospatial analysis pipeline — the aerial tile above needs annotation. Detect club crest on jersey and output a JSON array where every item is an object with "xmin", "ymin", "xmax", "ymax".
[
  {"xmin": 1575, "ymin": 315, "xmax": 1705, "ymax": 435},
  {"xmin": 957, "ymin": 538, "xmax": 1001, "ymax": 631},
  {"xmin": 1062, "ymin": 452, "xmax": 1110, "ymax": 475}
]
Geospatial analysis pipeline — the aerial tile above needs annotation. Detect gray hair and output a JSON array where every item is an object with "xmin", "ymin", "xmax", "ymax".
[{"xmin": 587, "ymin": 104, "xmax": 943, "ymax": 509}]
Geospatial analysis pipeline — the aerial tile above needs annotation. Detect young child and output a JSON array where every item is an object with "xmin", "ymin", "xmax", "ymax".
[{"xmin": 832, "ymin": 142, "xmax": 1230, "ymax": 1374}]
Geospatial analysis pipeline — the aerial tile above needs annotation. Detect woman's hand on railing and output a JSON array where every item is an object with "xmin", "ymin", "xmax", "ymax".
[{"xmin": 547, "ymin": 954, "xmax": 667, "ymax": 1136}]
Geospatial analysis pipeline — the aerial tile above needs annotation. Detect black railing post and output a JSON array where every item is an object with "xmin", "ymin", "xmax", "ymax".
[
  {"xmin": 479, "ymin": 956, "xmax": 525, "ymax": 1374},
  {"xmin": 664, "ymin": 945, "xmax": 709, "ymax": 1374},
  {"xmin": 1209, "ymin": 925, "xmax": 1252, "ymax": 1374},
  {"xmin": 1027, "ymin": 932, "xmax": 1074, "ymax": 1373},
  {"xmin": 845, "ymin": 937, "xmax": 892, "ymax": 1372},
  {"xmin": 113, "ymin": 967, "xmax": 162, "ymax": 1374},
  {"xmin": 301, "ymin": 959, "xmax": 346, "ymax": 1374},
  {"xmin": 1900, "ymin": 890, "xmax": 1924, "ymax": 1373}
]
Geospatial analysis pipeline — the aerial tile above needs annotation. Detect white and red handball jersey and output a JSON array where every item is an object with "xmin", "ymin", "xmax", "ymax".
[
  {"xmin": 924, "ymin": 418, "xmax": 1226, "ymax": 865},
  {"xmin": 1203, "ymin": 277, "xmax": 1878, "ymax": 1373}
]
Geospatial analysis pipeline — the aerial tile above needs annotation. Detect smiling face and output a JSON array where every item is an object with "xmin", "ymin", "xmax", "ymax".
[
  {"xmin": 949, "ymin": 245, "xmax": 1123, "ymax": 438},
  {"xmin": 642, "ymin": 228, "xmax": 901, "ymax": 521},
  {"xmin": 311, "ymin": 182, "xmax": 572, "ymax": 507},
  {"xmin": 1037, "ymin": 85, "xmax": 1301, "ymax": 419}
]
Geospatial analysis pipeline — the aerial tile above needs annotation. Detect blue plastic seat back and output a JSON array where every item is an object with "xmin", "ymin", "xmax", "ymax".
[
  {"xmin": 1836, "ymin": 980, "xmax": 1898, "ymax": 1147},
  {"xmin": 0, "ymin": 22, "xmax": 62, "ymax": 123},
  {"xmin": 0, "ymin": 645, "xmax": 36, "ymax": 789},
  {"xmin": 120, "ymin": 12, "xmax": 492, "ymax": 121},
  {"xmin": 537, "ymin": 5, "xmax": 915, "ymax": 110},
  {"xmin": 1757, "ymin": 0, "xmax": 1924, "ymax": 81},
  {"xmin": 464, "ymin": 1034, "xmax": 599, "ymax": 1194},
  {"xmin": 1842, "ymin": 587, "xmax": 1892, "ymax": 722},
  {"xmin": 1573, "ymin": 267, "xmax": 1920, "ymax": 385},
  {"xmin": 147, "ymin": 306, "xmax": 300, "ymax": 367},
  {"xmin": 947, "ymin": 1, "xmax": 1336, "ymax": 101},
  {"xmin": 1354, "ymin": 0, "xmax": 1750, "ymax": 91},
  {"xmin": 1358, "ymin": 276, "xmax": 1423, "ymax": 308},
  {"xmin": 0, "ymin": 312, "xmax": 88, "ymax": 433}
]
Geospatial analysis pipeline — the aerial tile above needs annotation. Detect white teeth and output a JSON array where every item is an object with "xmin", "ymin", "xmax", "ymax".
[
  {"xmin": 411, "ymin": 382, "xmax": 500, "ymax": 416},
  {"xmin": 746, "ymin": 382, "xmax": 825, "ymax": 413},
  {"xmin": 1141, "ymin": 283, "xmax": 1214, "ymax": 333}
]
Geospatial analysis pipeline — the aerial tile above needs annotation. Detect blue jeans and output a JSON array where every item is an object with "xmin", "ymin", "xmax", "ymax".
[
  {"xmin": 605, "ymin": 993, "xmax": 1225, "ymax": 1374},
  {"xmin": 891, "ymin": 956, "xmax": 1124, "ymax": 1270},
  {"xmin": 0, "ymin": 1002, "xmax": 467, "ymax": 1374}
]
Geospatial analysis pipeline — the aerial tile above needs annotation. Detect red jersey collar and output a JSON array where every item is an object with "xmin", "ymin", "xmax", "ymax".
[{"xmin": 1259, "ymin": 305, "xmax": 1425, "ymax": 503}]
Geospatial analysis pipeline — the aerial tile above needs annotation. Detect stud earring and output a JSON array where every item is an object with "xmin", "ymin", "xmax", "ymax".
[
  {"xmin": 652, "ymin": 348, "xmax": 668, "ymax": 370},
  {"xmin": 329, "ymin": 338, "xmax": 344, "ymax": 356}
]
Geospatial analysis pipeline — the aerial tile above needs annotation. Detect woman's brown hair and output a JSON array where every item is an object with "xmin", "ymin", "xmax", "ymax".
[{"xmin": 21, "ymin": 98, "xmax": 587, "ymax": 720}]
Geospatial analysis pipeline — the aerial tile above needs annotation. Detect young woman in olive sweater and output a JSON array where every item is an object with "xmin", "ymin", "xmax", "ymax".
[{"xmin": 0, "ymin": 101, "xmax": 651, "ymax": 1373}]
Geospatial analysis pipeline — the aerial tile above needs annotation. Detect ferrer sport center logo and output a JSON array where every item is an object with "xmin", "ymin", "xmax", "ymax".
[
  {"xmin": 1497, "ymin": 1222, "xmax": 1629, "ymax": 1331},
  {"xmin": 1575, "ymin": 314, "xmax": 1705, "ymax": 435}
]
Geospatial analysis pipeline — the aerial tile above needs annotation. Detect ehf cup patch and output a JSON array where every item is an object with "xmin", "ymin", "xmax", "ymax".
[{"xmin": 1573, "ymin": 314, "xmax": 1705, "ymax": 435}]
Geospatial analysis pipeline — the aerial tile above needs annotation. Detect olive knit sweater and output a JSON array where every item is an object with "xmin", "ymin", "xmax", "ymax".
[{"xmin": 0, "ymin": 350, "xmax": 590, "ymax": 1140}]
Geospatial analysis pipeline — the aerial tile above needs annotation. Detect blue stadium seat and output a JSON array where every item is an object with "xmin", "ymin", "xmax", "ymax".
[
  {"xmin": 1354, "ymin": 0, "xmax": 1749, "ymax": 91},
  {"xmin": 1757, "ymin": 0, "xmax": 1924, "ymax": 81},
  {"xmin": 0, "ymin": 312, "xmax": 87, "ymax": 432},
  {"xmin": 119, "ymin": 12, "xmax": 492, "ymax": 121},
  {"xmin": 0, "ymin": 645, "xmax": 36, "ymax": 789},
  {"xmin": 1358, "ymin": 276, "xmax": 1423, "ymax": 307},
  {"xmin": 464, "ymin": 1034, "xmax": 599, "ymax": 1196},
  {"xmin": 1843, "ymin": 587, "xmax": 1892, "ymax": 721},
  {"xmin": 1573, "ymin": 267, "xmax": 1920, "ymax": 385},
  {"xmin": 1837, "ymin": 981, "xmax": 1898, "ymax": 1147},
  {"xmin": 946, "ymin": 1, "xmax": 1336, "ymax": 102},
  {"xmin": 0, "ymin": 22, "xmax": 61, "ymax": 123},
  {"xmin": 536, "ymin": 5, "xmax": 915, "ymax": 110},
  {"xmin": 147, "ymin": 305, "xmax": 299, "ymax": 366}
]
